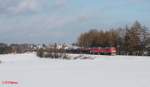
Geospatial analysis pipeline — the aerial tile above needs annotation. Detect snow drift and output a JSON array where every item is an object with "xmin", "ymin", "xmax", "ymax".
[{"xmin": 0, "ymin": 53, "xmax": 150, "ymax": 87}]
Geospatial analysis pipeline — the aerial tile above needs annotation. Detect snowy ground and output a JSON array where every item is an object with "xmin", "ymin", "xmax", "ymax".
[{"xmin": 0, "ymin": 53, "xmax": 150, "ymax": 87}]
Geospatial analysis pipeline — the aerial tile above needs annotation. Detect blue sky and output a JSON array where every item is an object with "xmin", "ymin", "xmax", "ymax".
[{"xmin": 0, "ymin": 0, "xmax": 150, "ymax": 43}]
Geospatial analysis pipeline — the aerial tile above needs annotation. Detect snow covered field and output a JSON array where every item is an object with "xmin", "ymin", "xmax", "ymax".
[{"xmin": 0, "ymin": 53, "xmax": 150, "ymax": 87}]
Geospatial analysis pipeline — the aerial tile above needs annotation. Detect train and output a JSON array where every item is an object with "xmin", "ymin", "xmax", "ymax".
[{"xmin": 66, "ymin": 47, "xmax": 117, "ymax": 55}]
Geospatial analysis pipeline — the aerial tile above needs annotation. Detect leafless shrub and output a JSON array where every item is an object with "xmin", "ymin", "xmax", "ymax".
[{"xmin": 37, "ymin": 48, "xmax": 70, "ymax": 59}]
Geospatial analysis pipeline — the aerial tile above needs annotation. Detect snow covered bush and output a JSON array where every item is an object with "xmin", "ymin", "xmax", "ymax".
[
  {"xmin": 36, "ymin": 48, "xmax": 69, "ymax": 59},
  {"xmin": 37, "ymin": 48, "xmax": 44, "ymax": 57}
]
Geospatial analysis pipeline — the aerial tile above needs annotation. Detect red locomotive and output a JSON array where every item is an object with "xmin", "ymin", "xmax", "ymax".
[
  {"xmin": 66, "ymin": 46, "xmax": 117, "ymax": 55},
  {"xmin": 89, "ymin": 47, "xmax": 117, "ymax": 55}
]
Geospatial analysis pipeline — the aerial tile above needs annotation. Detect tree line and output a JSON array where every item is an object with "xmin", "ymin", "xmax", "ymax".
[
  {"xmin": 77, "ymin": 21, "xmax": 150, "ymax": 55},
  {"xmin": 0, "ymin": 43, "xmax": 36, "ymax": 54}
]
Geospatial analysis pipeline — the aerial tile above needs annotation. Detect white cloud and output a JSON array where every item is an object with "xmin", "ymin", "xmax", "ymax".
[
  {"xmin": 0, "ymin": 0, "xmax": 44, "ymax": 15},
  {"xmin": 56, "ymin": 0, "xmax": 68, "ymax": 6},
  {"xmin": 7, "ymin": 0, "xmax": 38, "ymax": 14},
  {"xmin": 15, "ymin": 0, "xmax": 38, "ymax": 13},
  {"xmin": 0, "ymin": 0, "xmax": 70, "ymax": 15},
  {"xmin": 55, "ymin": 0, "xmax": 68, "ymax": 8}
]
